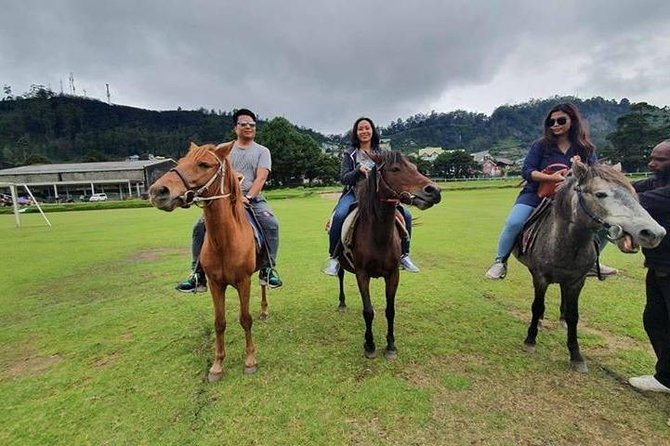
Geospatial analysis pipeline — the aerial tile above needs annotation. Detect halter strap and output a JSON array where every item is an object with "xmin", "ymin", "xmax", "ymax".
[
  {"xmin": 574, "ymin": 185, "xmax": 624, "ymax": 241},
  {"xmin": 171, "ymin": 150, "xmax": 231, "ymax": 206},
  {"xmin": 375, "ymin": 162, "xmax": 414, "ymax": 205}
]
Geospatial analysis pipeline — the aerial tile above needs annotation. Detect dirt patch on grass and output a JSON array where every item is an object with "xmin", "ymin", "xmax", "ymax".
[
  {"xmin": 320, "ymin": 192, "xmax": 341, "ymax": 201},
  {"xmin": 126, "ymin": 247, "xmax": 185, "ymax": 262},
  {"xmin": 393, "ymin": 354, "xmax": 670, "ymax": 445},
  {"xmin": 5, "ymin": 353, "xmax": 63, "ymax": 379}
]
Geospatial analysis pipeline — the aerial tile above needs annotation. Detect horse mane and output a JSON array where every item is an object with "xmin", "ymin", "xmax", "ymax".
[
  {"xmin": 554, "ymin": 163, "xmax": 636, "ymax": 213},
  {"xmin": 355, "ymin": 151, "xmax": 406, "ymax": 220}
]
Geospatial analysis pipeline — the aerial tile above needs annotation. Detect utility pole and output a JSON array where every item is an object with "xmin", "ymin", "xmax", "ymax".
[
  {"xmin": 69, "ymin": 72, "xmax": 76, "ymax": 95},
  {"xmin": 106, "ymin": 83, "xmax": 111, "ymax": 104}
]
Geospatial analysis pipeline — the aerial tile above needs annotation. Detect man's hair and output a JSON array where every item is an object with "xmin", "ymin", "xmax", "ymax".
[{"xmin": 233, "ymin": 108, "xmax": 256, "ymax": 124}]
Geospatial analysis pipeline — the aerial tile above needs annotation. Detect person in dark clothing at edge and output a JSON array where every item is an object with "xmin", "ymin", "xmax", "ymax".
[
  {"xmin": 484, "ymin": 102, "xmax": 617, "ymax": 280},
  {"xmin": 321, "ymin": 116, "xmax": 420, "ymax": 275},
  {"xmin": 175, "ymin": 108, "xmax": 282, "ymax": 292},
  {"xmin": 629, "ymin": 140, "xmax": 670, "ymax": 393}
]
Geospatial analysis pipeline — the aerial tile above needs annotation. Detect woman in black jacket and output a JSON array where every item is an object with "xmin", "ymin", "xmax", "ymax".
[{"xmin": 322, "ymin": 117, "xmax": 419, "ymax": 275}]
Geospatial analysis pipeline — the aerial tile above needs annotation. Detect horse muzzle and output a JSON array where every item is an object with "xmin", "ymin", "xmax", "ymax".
[{"xmin": 411, "ymin": 184, "xmax": 442, "ymax": 210}]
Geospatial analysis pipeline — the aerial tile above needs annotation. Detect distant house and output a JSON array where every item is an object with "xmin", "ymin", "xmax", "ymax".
[
  {"xmin": 379, "ymin": 138, "xmax": 392, "ymax": 151},
  {"xmin": 416, "ymin": 147, "xmax": 444, "ymax": 162},
  {"xmin": 476, "ymin": 152, "xmax": 516, "ymax": 177}
]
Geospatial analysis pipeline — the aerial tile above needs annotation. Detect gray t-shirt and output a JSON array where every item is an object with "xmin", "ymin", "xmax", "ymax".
[{"xmin": 230, "ymin": 142, "xmax": 272, "ymax": 195}]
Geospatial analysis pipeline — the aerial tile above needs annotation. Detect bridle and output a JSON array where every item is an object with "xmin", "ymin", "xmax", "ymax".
[
  {"xmin": 374, "ymin": 162, "xmax": 416, "ymax": 205},
  {"xmin": 169, "ymin": 150, "xmax": 231, "ymax": 206},
  {"xmin": 573, "ymin": 184, "xmax": 624, "ymax": 241}
]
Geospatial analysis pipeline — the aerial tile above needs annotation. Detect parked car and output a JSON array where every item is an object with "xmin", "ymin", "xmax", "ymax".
[
  {"xmin": 0, "ymin": 193, "xmax": 12, "ymax": 206},
  {"xmin": 89, "ymin": 193, "xmax": 108, "ymax": 202}
]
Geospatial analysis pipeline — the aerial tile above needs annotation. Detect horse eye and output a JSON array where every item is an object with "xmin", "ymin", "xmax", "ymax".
[
  {"xmin": 595, "ymin": 192, "xmax": 608, "ymax": 199},
  {"xmin": 198, "ymin": 162, "xmax": 211, "ymax": 169},
  {"xmin": 390, "ymin": 166, "xmax": 401, "ymax": 172}
]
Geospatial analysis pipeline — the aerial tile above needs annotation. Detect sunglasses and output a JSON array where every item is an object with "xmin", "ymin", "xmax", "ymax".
[
  {"xmin": 546, "ymin": 117, "xmax": 568, "ymax": 127},
  {"xmin": 237, "ymin": 122, "xmax": 256, "ymax": 128}
]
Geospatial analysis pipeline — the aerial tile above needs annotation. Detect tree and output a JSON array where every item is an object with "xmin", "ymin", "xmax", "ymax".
[
  {"xmin": 432, "ymin": 151, "xmax": 478, "ymax": 179},
  {"xmin": 256, "ymin": 117, "xmax": 321, "ymax": 186},
  {"xmin": 605, "ymin": 103, "xmax": 670, "ymax": 172},
  {"xmin": 305, "ymin": 153, "xmax": 340, "ymax": 185}
]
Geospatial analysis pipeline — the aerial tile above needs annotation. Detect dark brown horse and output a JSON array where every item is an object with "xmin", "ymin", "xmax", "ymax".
[
  {"xmin": 149, "ymin": 142, "xmax": 267, "ymax": 381},
  {"xmin": 514, "ymin": 160, "xmax": 665, "ymax": 372},
  {"xmin": 336, "ymin": 151, "xmax": 441, "ymax": 359}
]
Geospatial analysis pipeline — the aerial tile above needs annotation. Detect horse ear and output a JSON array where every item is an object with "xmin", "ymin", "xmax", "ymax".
[
  {"xmin": 612, "ymin": 162, "xmax": 622, "ymax": 172},
  {"xmin": 215, "ymin": 141, "xmax": 235, "ymax": 158},
  {"xmin": 188, "ymin": 142, "xmax": 199, "ymax": 151},
  {"xmin": 571, "ymin": 158, "xmax": 589, "ymax": 181}
]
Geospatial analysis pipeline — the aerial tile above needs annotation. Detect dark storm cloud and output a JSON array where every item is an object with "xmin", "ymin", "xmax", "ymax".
[{"xmin": 1, "ymin": 1, "xmax": 669, "ymax": 134}]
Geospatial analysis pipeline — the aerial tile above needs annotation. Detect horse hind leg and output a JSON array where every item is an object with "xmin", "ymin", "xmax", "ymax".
[
  {"xmin": 523, "ymin": 275, "xmax": 548, "ymax": 353},
  {"xmin": 259, "ymin": 284, "xmax": 269, "ymax": 321},
  {"xmin": 208, "ymin": 284, "xmax": 227, "ymax": 382},
  {"xmin": 337, "ymin": 268, "xmax": 346, "ymax": 312},
  {"xmin": 237, "ymin": 277, "xmax": 258, "ymax": 374}
]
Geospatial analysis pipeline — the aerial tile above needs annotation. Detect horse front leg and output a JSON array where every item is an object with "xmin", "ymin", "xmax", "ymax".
[
  {"xmin": 338, "ymin": 268, "xmax": 346, "ymax": 312},
  {"xmin": 355, "ymin": 271, "xmax": 375, "ymax": 358},
  {"xmin": 384, "ymin": 269, "xmax": 400, "ymax": 360},
  {"xmin": 237, "ymin": 276, "xmax": 257, "ymax": 374},
  {"xmin": 524, "ymin": 274, "xmax": 548, "ymax": 353},
  {"xmin": 259, "ymin": 284, "xmax": 268, "ymax": 321},
  {"xmin": 208, "ymin": 283, "xmax": 227, "ymax": 382},
  {"xmin": 561, "ymin": 280, "xmax": 587, "ymax": 372}
]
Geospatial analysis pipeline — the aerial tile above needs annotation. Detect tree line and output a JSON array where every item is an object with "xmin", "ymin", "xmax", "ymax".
[{"xmin": 1, "ymin": 85, "xmax": 667, "ymax": 183}]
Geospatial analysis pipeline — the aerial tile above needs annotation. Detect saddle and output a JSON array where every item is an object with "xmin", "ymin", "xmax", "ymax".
[
  {"xmin": 337, "ymin": 207, "xmax": 410, "ymax": 268},
  {"xmin": 244, "ymin": 207, "xmax": 265, "ymax": 252},
  {"xmin": 517, "ymin": 198, "xmax": 553, "ymax": 255}
]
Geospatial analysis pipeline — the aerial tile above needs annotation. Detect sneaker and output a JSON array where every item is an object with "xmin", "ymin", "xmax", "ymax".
[
  {"xmin": 485, "ymin": 261, "xmax": 507, "ymax": 280},
  {"xmin": 586, "ymin": 263, "xmax": 618, "ymax": 277},
  {"xmin": 322, "ymin": 257, "xmax": 340, "ymax": 276},
  {"xmin": 629, "ymin": 375, "xmax": 670, "ymax": 393},
  {"xmin": 259, "ymin": 267, "xmax": 283, "ymax": 289},
  {"xmin": 175, "ymin": 272, "xmax": 207, "ymax": 293},
  {"xmin": 399, "ymin": 255, "xmax": 420, "ymax": 272}
]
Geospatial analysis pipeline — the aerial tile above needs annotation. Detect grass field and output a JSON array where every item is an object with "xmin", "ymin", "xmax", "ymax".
[{"xmin": 2, "ymin": 188, "xmax": 669, "ymax": 445}]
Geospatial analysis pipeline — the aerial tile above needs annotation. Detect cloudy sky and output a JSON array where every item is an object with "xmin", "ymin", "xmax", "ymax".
[{"xmin": 2, "ymin": 0, "xmax": 669, "ymax": 134}]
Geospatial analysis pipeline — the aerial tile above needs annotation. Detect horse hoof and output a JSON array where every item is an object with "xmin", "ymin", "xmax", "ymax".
[
  {"xmin": 259, "ymin": 313, "xmax": 269, "ymax": 321},
  {"xmin": 384, "ymin": 349, "xmax": 397, "ymax": 360},
  {"xmin": 338, "ymin": 305, "xmax": 347, "ymax": 313},
  {"xmin": 244, "ymin": 365, "xmax": 258, "ymax": 375},
  {"xmin": 364, "ymin": 350, "xmax": 377, "ymax": 359},
  {"xmin": 208, "ymin": 372, "xmax": 223, "ymax": 383},
  {"xmin": 560, "ymin": 319, "xmax": 568, "ymax": 329},
  {"xmin": 570, "ymin": 361, "xmax": 588, "ymax": 373},
  {"xmin": 522, "ymin": 343, "xmax": 536, "ymax": 353}
]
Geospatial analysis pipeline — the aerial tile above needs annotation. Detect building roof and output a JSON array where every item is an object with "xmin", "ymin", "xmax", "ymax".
[{"xmin": 0, "ymin": 159, "xmax": 173, "ymax": 176}]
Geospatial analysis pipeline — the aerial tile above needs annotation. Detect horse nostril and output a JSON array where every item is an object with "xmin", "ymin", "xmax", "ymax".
[
  {"xmin": 424, "ymin": 184, "xmax": 438, "ymax": 195},
  {"xmin": 151, "ymin": 185, "xmax": 170, "ymax": 199}
]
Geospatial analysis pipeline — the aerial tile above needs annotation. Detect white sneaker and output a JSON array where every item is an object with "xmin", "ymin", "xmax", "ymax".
[
  {"xmin": 399, "ymin": 255, "xmax": 420, "ymax": 272},
  {"xmin": 587, "ymin": 263, "xmax": 618, "ymax": 277},
  {"xmin": 485, "ymin": 261, "xmax": 507, "ymax": 280},
  {"xmin": 322, "ymin": 257, "xmax": 340, "ymax": 276},
  {"xmin": 629, "ymin": 375, "xmax": 670, "ymax": 393}
]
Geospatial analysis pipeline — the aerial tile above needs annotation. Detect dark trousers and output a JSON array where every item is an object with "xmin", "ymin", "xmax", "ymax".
[
  {"xmin": 643, "ymin": 268, "xmax": 670, "ymax": 387},
  {"xmin": 327, "ymin": 190, "xmax": 412, "ymax": 256}
]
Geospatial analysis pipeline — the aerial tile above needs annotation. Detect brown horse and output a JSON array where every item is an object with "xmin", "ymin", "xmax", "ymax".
[
  {"xmin": 336, "ymin": 151, "xmax": 441, "ymax": 359},
  {"xmin": 149, "ymin": 142, "xmax": 266, "ymax": 381}
]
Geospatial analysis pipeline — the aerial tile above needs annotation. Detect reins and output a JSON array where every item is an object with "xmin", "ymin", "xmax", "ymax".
[{"xmin": 170, "ymin": 150, "xmax": 232, "ymax": 206}]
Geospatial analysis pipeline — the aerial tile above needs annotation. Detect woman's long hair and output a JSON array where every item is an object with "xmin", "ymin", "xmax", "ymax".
[
  {"xmin": 539, "ymin": 103, "xmax": 595, "ymax": 156},
  {"xmin": 351, "ymin": 117, "xmax": 381, "ymax": 150}
]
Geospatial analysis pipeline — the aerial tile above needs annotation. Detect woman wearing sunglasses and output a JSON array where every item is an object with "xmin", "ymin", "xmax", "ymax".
[{"xmin": 485, "ymin": 102, "xmax": 616, "ymax": 280}]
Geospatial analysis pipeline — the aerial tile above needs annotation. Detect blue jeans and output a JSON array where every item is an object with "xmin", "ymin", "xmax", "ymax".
[
  {"xmin": 191, "ymin": 197, "xmax": 279, "ymax": 272},
  {"xmin": 328, "ymin": 190, "xmax": 412, "ymax": 256},
  {"xmin": 495, "ymin": 203, "xmax": 535, "ymax": 262},
  {"xmin": 494, "ymin": 203, "xmax": 612, "ymax": 262}
]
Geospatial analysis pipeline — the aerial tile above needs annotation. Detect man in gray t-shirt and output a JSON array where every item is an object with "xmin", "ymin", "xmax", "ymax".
[{"xmin": 176, "ymin": 108, "xmax": 282, "ymax": 292}]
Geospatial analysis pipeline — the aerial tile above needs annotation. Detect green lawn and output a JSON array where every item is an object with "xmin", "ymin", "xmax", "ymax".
[{"xmin": 1, "ymin": 189, "xmax": 669, "ymax": 445}]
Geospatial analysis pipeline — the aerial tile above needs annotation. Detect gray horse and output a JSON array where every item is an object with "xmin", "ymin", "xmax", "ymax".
[{"xmin": 514, "ymin": 160, "xmax": 666, "ymax": 372}]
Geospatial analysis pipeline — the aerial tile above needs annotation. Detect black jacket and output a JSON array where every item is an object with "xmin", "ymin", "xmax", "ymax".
[
  {"xmin": 634, "ymin": 176, "xmax": 670, "ymax": 272},
  {"xmin": 340, "ymin": 146, "xmax": 381, "ymax": 193}
]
